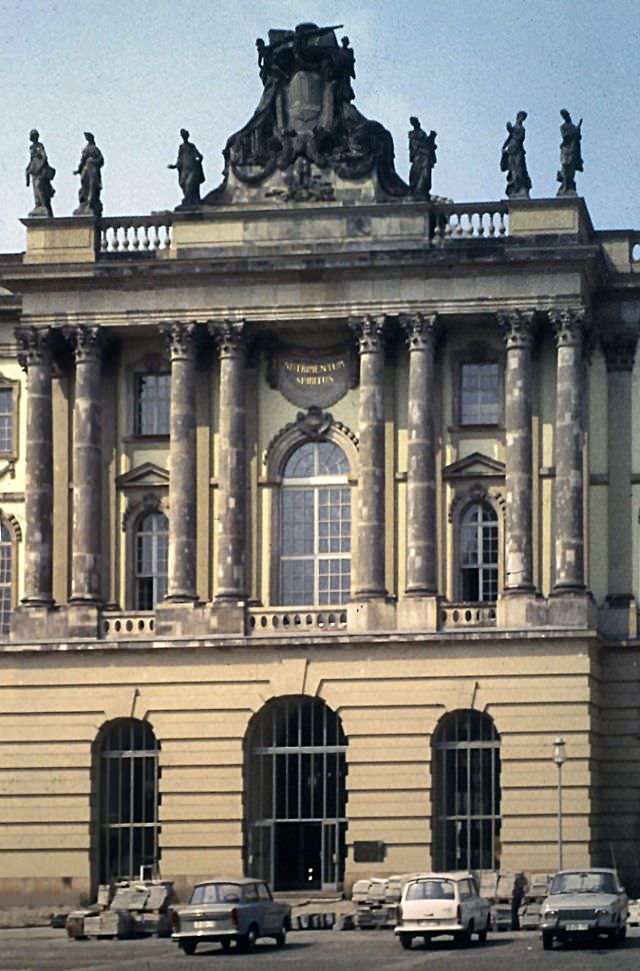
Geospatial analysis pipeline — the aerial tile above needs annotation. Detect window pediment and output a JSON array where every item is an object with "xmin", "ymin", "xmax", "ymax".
[
  {"xmin": 442, "ymin": 452, "xmax": 505, "ymax": 481},
  {"xmin": 116, "ymin": 462, "xmax": 170, "ymax": 490}
]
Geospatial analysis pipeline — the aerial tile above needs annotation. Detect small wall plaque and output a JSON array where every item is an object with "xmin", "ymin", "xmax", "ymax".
[{"xmin": 353, "ymin": 840, "xmax": 386, "ymax": 863}]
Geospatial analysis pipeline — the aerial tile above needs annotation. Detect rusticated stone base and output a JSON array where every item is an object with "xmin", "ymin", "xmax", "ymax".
[
  {"xmin": 347, "ymin": 598, "xmax": 396, "ymax": 633},
  {"xmin": 397, "ymin": 595, "xmax": 438, "ymax": 631},
  {"xmin": 497, "ymin": 592, "xmax": 548, "ymax": 629},
  {"xmin": 154, "ymin": 600, "xmax": 247, "ymax": 637},
  {"xmin": 10, "ymin": 604, "xmax": 66, "ymax": 641},
  {"xmin": 548, "ymin": 591, "xmax": 597, "ymax": 629},
  {"xmin": 599, "ymin": 597, "xmax": 638, "ymax": 639}
]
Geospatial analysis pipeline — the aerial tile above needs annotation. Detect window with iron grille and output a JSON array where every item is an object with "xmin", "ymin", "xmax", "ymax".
[
  {"xmin": 280, "ymin": 441, "xmax": 351, "ymax": 606},
  {"xmin": 432, "ymin": 710, "xmax": 501, "ymax": 872},
  {"xmin": 0, "ymin": 522, "xmax": 12, "ymax": 634},
  {"xmin": 135, "ymin": 512, "xmax": 168, "ymax": 608},
  {"xmin": 96, "ymin": 718, "xmax": 159, "ymax": 884},
  {"xmin": 460, "ymin": 362, "xmax": 500, "ymax": 425},
  {"xmin": 460, "ymin": 502, "xmax": 498, "ymax": 602},
  {"xmin": 134, "ymin": 373, "xmax": 170, "ymax": 435}
]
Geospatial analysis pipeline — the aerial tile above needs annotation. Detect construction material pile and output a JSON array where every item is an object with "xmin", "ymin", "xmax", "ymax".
[{"xmin": 65, "ymin": 879, "xmax": 174, "ymax": 940}]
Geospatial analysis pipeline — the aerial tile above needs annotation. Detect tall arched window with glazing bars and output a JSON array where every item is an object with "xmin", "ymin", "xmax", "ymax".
[
  {"xmin": 432, "ymin": 710, "xmax": 501, "ymax": 871},
  {"xmin": 94, "ymin": 718, "xmax": 159, "ymax": 884},
  {"xmin": 460, "ymin": 502, "xmax": 498, "ymax": 602},
  {"xmin": 0, "ymin": 521, "xmax": 13, "ymax": 634},
  {"xmin": 279, "ymin": 441, "xmax": 351, "ymax": 605},
  {"xmin": 135, "ymin": 512, "xmax": 168, "ymax": 608}
]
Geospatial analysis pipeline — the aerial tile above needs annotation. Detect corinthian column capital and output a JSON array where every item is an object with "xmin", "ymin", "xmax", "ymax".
[
  {"xmin": 349, "ymin": 314, "xmax": 386, "ymax": 354},
  {"xmin": 602, "ymin": 333, "xmax": 638, "ymax": 372},
  {"xmin": 497, "ymin": 309, "xmax": 537, "ymax": 350},
  {"xmin": 210, "ymin": 319, "xmax": 245, "ymax": 358},
  {"xmin": 162, "ymin": 321, "xmax": 197, "ymax": 361},
  {"xmin": 15, "ymin": 326, "xmax": 54, "ymax": 370},
  {"xmin": 401, "ymin": 312, "xmax": 440, "ymax": 352},
  {"xmin": 549, "ymin": 307, "xmax": 588, "ymax": 347},
  {"xmin": 68, "ymin": 325, "xmax": 102, "ymax": 364}
]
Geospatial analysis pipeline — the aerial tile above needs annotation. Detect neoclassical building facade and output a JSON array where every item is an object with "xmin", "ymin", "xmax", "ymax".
[{"xmin": 1, "ymin": 27, "xmax": 640, "ymax": 905}]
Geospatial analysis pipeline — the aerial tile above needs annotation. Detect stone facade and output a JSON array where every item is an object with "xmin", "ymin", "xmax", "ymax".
[{"xmin": 0, "ymin": 188, "xmax": 639, "ymax": 904}]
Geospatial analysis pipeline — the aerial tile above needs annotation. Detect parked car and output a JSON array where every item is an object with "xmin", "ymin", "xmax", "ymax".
[
  {"xmin": 171, "ymin": 877, "xmax": 291, "ymax": 954},
  {"xmin": 627, "ymin": 898, "xmax": 640, "ymax": 926},
  {"xmin": 539, "ymin": 868, "xmax": 628, "ymax": 949},
  {"xmin": 394, "ymin": 872, "xmax": 491, "ymax": 949}
]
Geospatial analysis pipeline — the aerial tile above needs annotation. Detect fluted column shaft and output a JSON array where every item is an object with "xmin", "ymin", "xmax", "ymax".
[
  {"xmin": 351, "ymin": 316, "xmax": 387, "ymax": 599},
  {"xmin": 165, "ymin": 323, "xmax": 197, "ymax": 601},
  {"xmin": 214, "ymin": 321, "xmax": 246, "ymax": 600},
  {"xmin": 404, "ymin": 313, "xmax": 438, "ymax": 595},
  {"xmin": 499, "ymin": 310, "xmax": 535, "ymax": 592},
  {"xmin": 17, "ymin": 327, "xmax": 54, "ymax": 605},
  {"xmin": 70, "ymin": 326, "xmax": 103, "ymax": 603},
  {"xmin": 603, "ymin": 334, "xmax": 637, "ymax": 600},
  {"xmin": 551, "ymin": 308, "xmax": 586, "ymax": 592}
]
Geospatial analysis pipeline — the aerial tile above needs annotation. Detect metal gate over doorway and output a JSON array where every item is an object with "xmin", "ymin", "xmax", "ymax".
[{"xmin": 245, "ymin": 696, "xmax": 347, "ymax": 891}]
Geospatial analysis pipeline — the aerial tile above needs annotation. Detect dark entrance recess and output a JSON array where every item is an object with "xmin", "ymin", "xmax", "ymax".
[{"xmin": 245, "ymin": 696, "xmax": 348, "ymax": 890}]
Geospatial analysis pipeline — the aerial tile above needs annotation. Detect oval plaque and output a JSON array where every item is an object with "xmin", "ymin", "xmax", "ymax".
[{"xmin": 275, "ymin": 345, "xmax": 353, "ymax": 407}]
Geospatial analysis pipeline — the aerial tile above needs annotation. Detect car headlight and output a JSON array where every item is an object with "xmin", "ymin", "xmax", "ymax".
[
  {"xmin": 595, "ymin": 908, "xmax": 612, "ymax": 917},
  {"xmin": 542, "ymin": 909, "xmax": 557, "ymax": 919}
]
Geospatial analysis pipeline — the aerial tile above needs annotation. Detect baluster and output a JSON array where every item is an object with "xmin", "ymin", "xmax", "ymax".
[
  {"xmin": 165, "ymin": 222, "xmax": 173, "ymax": 249},
  {"xmin": 100, "ymin": 227, "xmax": 108, "ymax": 251},
  {"xmin": 444, "ymin": 216, "xmax": 453, "ymax": 240},
  {"xmin": 465, "ymin": 212, "xmax": 474, "ymax": 238},
  {"xmin": 477, "ymin": 211, "xmax": 485, "ymax": 237},
  {"xmin": 498, "ymin": 211, "xmax": 507, "ymax": 236},
  {"xmin": 488, "ymin": 212, "xmax": 496, "ymax": 237},
  {"xmin": 141, "ymin": 224, "xmax": 151, "ymax": 250},
  {"xmin": 455, "ymin": 213, "xmax": 464, "ymax": 238}
]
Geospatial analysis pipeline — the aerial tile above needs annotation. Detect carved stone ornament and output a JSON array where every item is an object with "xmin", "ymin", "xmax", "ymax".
[
  {"xmin": 448, "ymin": 483, "xmax": 505, "ymax": 524},
  {"xmin": 497, "ymin": 309, "xmax": 537, "ymax": 350},
  {"xmin": 122, "ymin": 492, "xmax": 168, "ymax": 532},
  {"xmin": 269, "ymin": 342, "xmax": 354, "ymax": 408},
  {"xmin": 549, "ymin": 307, "xmax": 588, "ymax": 347},
  {"xmin": 350, "ymin": 315, "xmax": 386, "ymax": 354},
  {"xmin": 210, "ymin": 320, "xmax": 245, "ymax": 357},
  {"xmin": 15, "ymin": 326, "xmax": 54, "ymax": 370},
  {"xmin": 401, "ymin": 312, "xmax": 439, "ymax": 351},
  {"xmin": 203, "ymin": 23, "xmax": 410, "ymax": 205},
  {"xmin": 162, "ymin": 321, "xmax": 197, "ymax": 360},
  {"xmin": 66, "ymin": 325, "xmax": 102, "ymax": 363}
]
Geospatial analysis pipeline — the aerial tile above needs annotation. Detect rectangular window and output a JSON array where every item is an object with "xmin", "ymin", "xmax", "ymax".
[
  {"xmin": 134, "ymin": 373, "xmax": 170, "ymax": 435},
  {"xmin": 460, "ymin": 363, "xmax": 500, "ymax": 425},
  {"xmin": 0, "ymin": 387, "xmax": 14, "ymax": 453}
]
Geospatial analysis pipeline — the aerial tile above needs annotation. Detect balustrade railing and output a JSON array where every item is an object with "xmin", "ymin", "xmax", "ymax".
[
  {"xmin": 99, "ymin": 215, "xmax": 173, "ymax": 255},
  {"xmin": 100, "ymin": 611, "xmax": 156, "ymax": 638},
  {"xmin": 248, "ymin": 606, "xmax": 348, "ymax": 635},
  {"xmin": 439, "ymin": 602, "xmax": 497, "ymax": 629},
  {"xmin": 431, "ymin": 202, "xmax": 509, "ymax": 243}
]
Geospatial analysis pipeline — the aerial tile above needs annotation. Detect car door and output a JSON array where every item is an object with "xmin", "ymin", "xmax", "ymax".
[{"xmin": 256, "ymin": 881, "xmax": 278, "ymax": 933}]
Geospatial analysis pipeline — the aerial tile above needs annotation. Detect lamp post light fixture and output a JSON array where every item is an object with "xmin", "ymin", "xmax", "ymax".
[{"xmin": 553, "ymin": 737, "xmax": 567, "ymax": 870}]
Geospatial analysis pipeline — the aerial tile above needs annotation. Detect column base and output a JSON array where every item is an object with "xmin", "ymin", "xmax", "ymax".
[
  {"xmin": 155, "ymin": 600, "xmax": 205, "ymax": 638},
  {"xmin": 548, "ymin": 590, "xmax": 597, "ymax": 628},
  {"xmin": 10, "ymin": 603, "xmax": 65, "ymax": 641},
  {"xmin": 496, "ymin": 591, "xmax": 547, "ymax": 628},
  {"xmin": 598, "ymin": 596, "xmax": 638, "ymax": 639},
  {"xmin": 347, "ymin": 597, "xmax": 396, "ymax": 633},
  {"xmin": 397, "ymin": 595, "xmax": 438, "ymax": 631}
]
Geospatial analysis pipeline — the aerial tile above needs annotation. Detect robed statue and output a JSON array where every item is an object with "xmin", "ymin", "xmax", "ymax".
[
  {"xmin": 168, "ymin": 129, "xmax": 205, "ymax": 209},
  {"xmin": 73, "ymin": 132, "xmax": 104, "ymax": 217},
  {"xmin": 25, "ymin": 129, "xmax": 55, "ymax": 217},
  {"xmin": 408, "ymin": 116, "xmax": 437, "ymax": 199},
  {"xmin": 556, "ymin": 109, "xmax": 582, "ymax": 196},
  {"xmin": 500, "ymin": 111, "xmax": 531, "ymax": 198}
]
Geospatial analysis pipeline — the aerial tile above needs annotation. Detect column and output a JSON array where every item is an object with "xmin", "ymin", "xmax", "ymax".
[
  {"xmin": 165, "ymin": 322, "xmax": 197, "ymax": 601},
  {"xmin": 550, "ymin": 308, "xmax": 586, "ymax": 593},
  {"xmin": 70, "ymin": 326, "xmax": 103, "ymax": 603},
  {"xmin": 16, "ymin": 327, "xmax": 54, "ymax": 606},
  {"xmin": 403, "ymin": 312, "xmax": 438, "ymax": 595},
  {"xmin": 603, "ymin": 333, "xmax": 637, "ymax": 601},
  {"xmin": 351, "ymin": 315, "xmax": 387, "ymax": 599},
  {"xmin": 498, "ymin": 309, "xmax": 535, "ymax": 593},
  {"xmin": 213, "ymin": 320, "xmax": 246, "ymax": 601}
]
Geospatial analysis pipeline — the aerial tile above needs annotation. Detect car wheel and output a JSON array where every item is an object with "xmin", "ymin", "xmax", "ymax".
[
  {"xmin": 457, "ymin": 925, "xmax": 472, "ymax": 946},
  {"xmin": 422, "ymin": 935, "xmax": 431, "ymax": 946},
  {"xmin": 618, "ymin": 925, "xmax": 627, "ymax": 943},
  {"xmin": 180, "ymin": 938, "xmax": 197, "ymax": 955},
  {"xmin": 220, "ymin": 939, "xmax": 231, "ymax": 951},
  {"xmin": 399, "ymin": 933, "xmax": 413, "ymax": 949},
  {"xmin": 238, "ymin": 924, "xmax": 258, "ymax": 951},
  {"xmin": 542, "ymin": 930, "xmax": 553, "ymax": 950},
  {"xmin": 274, "ymin": 921, "xmax": 288, "ymax": 947},
  {"xmin": 478, "ymin": 920, "xmax": 489, "ymax": 943}
]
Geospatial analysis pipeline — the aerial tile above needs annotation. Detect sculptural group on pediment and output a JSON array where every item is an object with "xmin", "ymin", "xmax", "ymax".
[{"xmin": 24, "ymin": 23, "xmax": 586, "ymax": 218}]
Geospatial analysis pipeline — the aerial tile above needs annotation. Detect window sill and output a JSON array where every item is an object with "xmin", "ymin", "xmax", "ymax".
[{"xmin": 122, "ymin": 434, "xmax": 170, "ymax": 444}]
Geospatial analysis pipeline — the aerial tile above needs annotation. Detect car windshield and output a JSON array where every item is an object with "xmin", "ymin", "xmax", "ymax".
[
  {"xmin": 190, "ymin": 882, "xmax": 243, "ymax": 905},
  {"xmin": 406, "ymin": 880, "xmax": 455, "ymax": 900},
  {"xmin": 550, "ymin": 871, "xmax": 617, "ymax": 895}
]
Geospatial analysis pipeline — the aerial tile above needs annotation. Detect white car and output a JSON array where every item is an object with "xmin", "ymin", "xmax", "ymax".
[
  {"xmin": 539, "ymin": 868, "xmax": 628, "ymax": 949},
  {"xmin": 394, "ymin": 872, "xmax": 490, "ymax": 949}
]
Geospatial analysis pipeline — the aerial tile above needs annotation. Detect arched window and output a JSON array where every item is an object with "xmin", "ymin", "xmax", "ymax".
[
  {"xmin": 0, "ymin": 521, "xmax": 13, "ymax": 634},
  {"xmin": 135, "ymin": 512, "xmax": 168, "ymax": 608},
  {"xmin": 245, "ymin": 696, "xmax": 348, "ymax": 891},
  {"xmin": 460, "ymin": 502, "xmax": 498, "ymax": 602},
  {"xmin": 279, "ymin": 441, "xmax": 351, "ymax": 606},
  {"xmin": 94, "ymin": 718, "xmax": 159, "ymax": 884},
  {"xmin": 432, "ymin": 710, "xmax": 501, "ymax": 871}
]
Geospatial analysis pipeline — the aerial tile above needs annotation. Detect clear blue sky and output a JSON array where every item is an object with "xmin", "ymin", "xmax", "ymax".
[{"xmin": 1, "ymin": 0, "xmax": 638, "ymax": 252}]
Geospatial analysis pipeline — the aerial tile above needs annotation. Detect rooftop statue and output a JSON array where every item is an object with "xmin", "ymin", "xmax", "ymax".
[
  {"xmin": 204, "ymin": 23, "xmax": 409, "ymax": 204},
  {"xmin": 500, "ymin": 111, "xmax": 531, "ymax": 199},
  {"xmin": 556, "ymin": 109, "xmax": 582, "ymax": 196},
  {"xmin": 25, "ymin": 129, "xmax": 55, "ymax": 218},
  {"xmin": 408, "ymin": 116, "xmax": 437, "ymax": 199},
  {"xmin": 73, "ymin": 132, "xmax": 104, "ymax": 217},
  {"xmin": 168, "ymin": 129, "xmax": 205, "ymax": 209}
]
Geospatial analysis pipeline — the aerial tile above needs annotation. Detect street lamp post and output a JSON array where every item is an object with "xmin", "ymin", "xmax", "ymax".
[{"xmin": 553, "ymin": 737, "xmax": 567, "ymax": 870}]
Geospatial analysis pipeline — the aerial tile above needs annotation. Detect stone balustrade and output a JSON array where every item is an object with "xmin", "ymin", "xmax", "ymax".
[
  {"xmin": 439, "ymin": 602, "xmax": 497, "ymax": 629},
  {"xmin": 248, "ymin": 607, "xmax": 348, "ymax": 635},
  {"xmin": 431, "ymin": 202, "xmax": 509, "ymax": 242},
  {"xmin": 99, "ymin": 215, "xmax": 173, "ymax": 254},
  {"xmin": 100, "ymin": 611, "xmax": 156, "ymax": 639}
]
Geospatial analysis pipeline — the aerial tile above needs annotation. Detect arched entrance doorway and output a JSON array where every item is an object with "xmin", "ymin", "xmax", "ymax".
[{"xmin": 245, "ymin": 696, "xmax": 348, "ymax": 890}]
